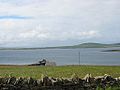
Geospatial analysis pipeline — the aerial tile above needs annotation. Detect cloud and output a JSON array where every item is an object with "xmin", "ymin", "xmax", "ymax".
[
  {"xmin": 19, "ymin": 24, "xmax": 99, "ymax": 41},
  {"xmin": 0, "ymin": 0, "xmax": 120, "ymax": 47},
  {"xmin": 0, "ymin": 22, "xmax": 99, "ymax": 46},
  {"xmin": 0, "ymin": 15, "xmax": 33, "ymax": 19}
]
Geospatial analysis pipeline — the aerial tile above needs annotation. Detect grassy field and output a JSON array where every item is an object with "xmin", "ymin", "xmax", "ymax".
[{"xmin": 0, "ymin": 65, "xmax": 119, "ymax": 79}]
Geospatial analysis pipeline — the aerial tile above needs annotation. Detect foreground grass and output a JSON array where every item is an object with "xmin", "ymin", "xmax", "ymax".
[{"xmin": 0, "ymin": 65, "xmax": 119, "ymax": 79}]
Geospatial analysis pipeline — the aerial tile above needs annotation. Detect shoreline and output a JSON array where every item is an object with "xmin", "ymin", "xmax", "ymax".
[
  {"xmin": 0, "ymin": 64, "xmax": 119, "ymax": 67},
  {"xmin": 102, "ymin": 49, "xmax": 120, "ymax": 52}
]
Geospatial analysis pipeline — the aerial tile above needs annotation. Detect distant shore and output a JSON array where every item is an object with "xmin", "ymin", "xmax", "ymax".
[
  {"xmin": 0, "ymin": 42, "xmax": 120, "ymax": 50},
  {"xmin": 102, "ymin": 49, "xmax": 120, "ymax": 52},
  {"xmin": 0, "ymin": 64, "xmax": 120, "ymax": 67}
]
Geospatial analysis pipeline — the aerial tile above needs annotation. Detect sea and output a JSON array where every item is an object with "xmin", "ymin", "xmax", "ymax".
[{"xmin": 0, "ymin": 47, "xmax": 120, "ymax": 65}]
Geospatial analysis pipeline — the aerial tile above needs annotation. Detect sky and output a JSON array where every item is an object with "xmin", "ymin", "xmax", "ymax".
[{"xmin": 0, "ymin": 0, "xmax": 120, "ymax": 47}]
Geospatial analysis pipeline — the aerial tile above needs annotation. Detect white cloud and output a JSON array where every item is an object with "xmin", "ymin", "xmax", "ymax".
[
  {"xmin": 19, "ymin": 24, "xmax": 99, "ymax": 41},
  {"xmin": 0, "ymin": 0, "xmax": 119, "ymax": 47}
]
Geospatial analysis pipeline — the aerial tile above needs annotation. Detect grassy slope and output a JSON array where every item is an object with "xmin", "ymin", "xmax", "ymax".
[{"xmin": 0, "ymin": 65, "xmax": 119, "ymax": 79}]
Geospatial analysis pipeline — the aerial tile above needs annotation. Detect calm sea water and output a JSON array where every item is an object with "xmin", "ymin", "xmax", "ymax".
[{"xmin": 0, "ymin": 48, "xmax": 120, "ymax": 65}]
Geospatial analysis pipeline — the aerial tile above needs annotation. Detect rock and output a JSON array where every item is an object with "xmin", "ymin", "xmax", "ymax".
[
  {"xmin": 22, "ymin": 78, "xmax": 29, "ymax": 85},
  {"xmin": 7, "ymin": 77, "xmax": 16, "ymax": 85},
  {"xmin": 27, "ymin": 77, "xmax": 34, "ymax": 85},
  {"xmin": 83, "ymin": 74, "xmax": 94, "ymax": 83},
  {"xmin": 37, "ymin": 79, "xmax": 42, "ymax": 86},
  {"xmin": 42, "ymin": 76, "xmax": 52, "ymax": 86},
  {"xmin": 103, "ymin": 74, "xmax": 113, "ymax": 82},
  {"xmin": 49, "ymin": 77, "xmax": 57, "ymax": 86},
  {"xmin": 71, "ymin": 73, "xmax": 83, "ymax": 84},
  {"xmin": 53, "ymin": 78, "xmax": 63, "ymax": 86},
  {"xmin": 94, "ymin": 76, "xmax": 104, "ymax": 84},
  {"xmin": 14, "ymin": 77, "xmax": 24, "ymax": 86},
  {"xmin": 1, "ymin": 77, "xmax": 9, "ymax": 84},
  {"xmin": 32, "ymin": 79, "xmax": 38, "ymax": 87},
  {"xmin": 62, "ymin": 78, "xmax": 72, "ymax": 85}
]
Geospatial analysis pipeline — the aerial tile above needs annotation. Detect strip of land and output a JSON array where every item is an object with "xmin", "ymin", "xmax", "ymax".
[
  {"xmin": 102, "ymin": 49, "xmax": 120, "ymax": 52},
  {"xmin": 0, "ymin": 43, "xmax": 120, "ymax": 50}
]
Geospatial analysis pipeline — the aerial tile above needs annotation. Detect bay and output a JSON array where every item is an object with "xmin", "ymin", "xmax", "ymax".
[{"xmin": 0, "ymin": 47, "xmax": 120, "ymax": 65}]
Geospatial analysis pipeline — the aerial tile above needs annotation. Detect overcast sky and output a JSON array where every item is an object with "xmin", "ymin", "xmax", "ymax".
[{"xmin": 0, "ymin": 0, "xmax": 120, "ymax": 47}]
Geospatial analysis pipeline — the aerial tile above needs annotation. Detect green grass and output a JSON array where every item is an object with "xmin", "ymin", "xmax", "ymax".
[
  {"xmin": 0, "ymin": 65, "xmax": 120, "ymax": 79},
  {"xmin": 0, "ymin": 65, "xmax": 120, "ymax": 89}
]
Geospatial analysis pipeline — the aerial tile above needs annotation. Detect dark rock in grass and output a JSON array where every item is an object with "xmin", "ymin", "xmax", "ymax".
[
  {"xmin": 37, "ymin": 79, "xmax": 43, "ymax": 86},
  {"xmin": 48, "ymin": 77, "xmax": 57, "ymax": 86},
  {"xmin": 71, "ymin": 74, "xmax": 84, "ymax": 85},
  {"xmin": 1, "ymin": 77, "xmax": 9, "ymax": 84},
  {"xmin": 114, "ymin": 77, "xmax": 120, "ymax": 87},
  {"xmin": 0, "ymin": 84, "xmax": 17, "ymax": 90},
  {"xmin": 102, "ymin": 74, "xmax": 120, "ymax": 88},
  {"xmin": 0, "ymin": 78, "xmax": 2, "ymax": 84},
  {"xmin": 42, "ymin": 76, "xmax": 52, "ymax": 86},
  {"xmin": 94, "ymin": 76, "xmax": 104, "ymax": 85},
  {"xmin": 53, "ymin": 78, "xmax": 63, "ymax": 86},
  {"xmin": 14, "ymin": 77, "xmax": 24, "ymax": 86},
  {"xmin": 27, "ymin": 77, "xmax": 34, "ymax": 85},
  {"xmin": 103, "ymin": 74, "xmax": 114, "ymax": 82},
  {"xmin": 7, "ymin": 77, "xmax": 16, "ymax": 85},
  {"xmin": 83, "ymin": 74, "xmax": 95, "ymax": 83},
  {"xmin": 62, "ymin": 78, "xmax": 72, "ymax": 85},
  {"xmin": 33, "ymin": 80, "xmax": 38, "ymax": 86},
  {"xmin": 22, "ymin": 78, "xmax": 29, "ymax": 85}
]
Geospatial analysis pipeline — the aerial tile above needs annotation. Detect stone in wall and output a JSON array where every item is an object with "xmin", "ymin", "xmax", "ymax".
[{"xmin": 0, "ymin": 74, "xmax": 119, "ymax": 90}]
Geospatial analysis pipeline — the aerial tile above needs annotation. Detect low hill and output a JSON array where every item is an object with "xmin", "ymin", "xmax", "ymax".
[
  {"xmin": 43, "ymin": 43, "xmax": 120, "ymax": 49},
  {"xmin": 0, "ymin": 43, "xmax": 120, "ymax": 50}
]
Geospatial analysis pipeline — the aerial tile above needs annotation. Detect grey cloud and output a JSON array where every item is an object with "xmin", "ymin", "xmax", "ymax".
[{"xmin": 0, "ymin": 0, "xmax": 120, "ymax": 47}]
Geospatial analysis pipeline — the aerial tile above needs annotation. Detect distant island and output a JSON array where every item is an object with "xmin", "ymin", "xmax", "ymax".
[
  {"xmin": 0, "ymin": 42, "xmax": 120, "ymax": 50},
  {"xmin": 102, "ymin": 49, "xmax": 120, "ymax": 52},
  {"xmin": 46, "ymin": 42, "xmax": 120, "ymax": 49}
]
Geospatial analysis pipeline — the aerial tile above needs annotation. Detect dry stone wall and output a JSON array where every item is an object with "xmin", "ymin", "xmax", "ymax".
[{"xmin": 0, "ymin": 74, "xmax": 120, "ymax": 90}]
